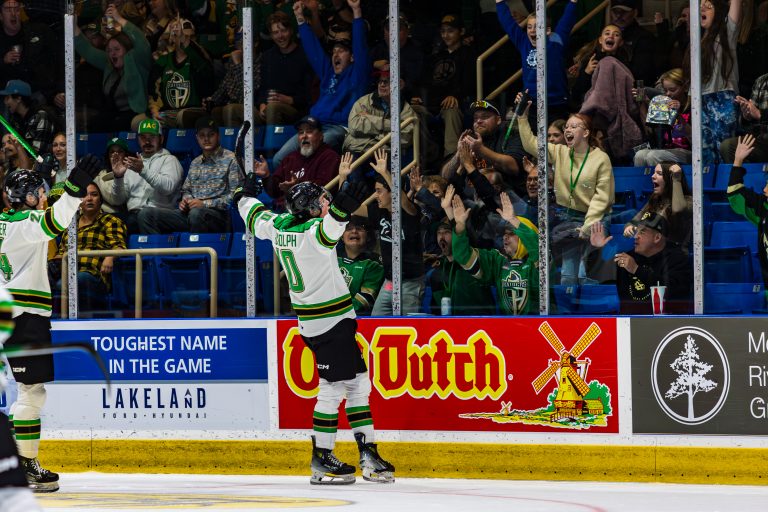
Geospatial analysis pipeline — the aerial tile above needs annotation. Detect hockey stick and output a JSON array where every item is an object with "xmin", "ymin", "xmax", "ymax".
[
  {"xmin": 234, "ymin": 120, "xmax": 251, "ymax": 179},
  {"xmin": 0, "ymin": 113, "xmax": 43, "ymax": 164},
  {"xmin": 1, "ymin": 342, "xmax": 111, "ymax": 391}
]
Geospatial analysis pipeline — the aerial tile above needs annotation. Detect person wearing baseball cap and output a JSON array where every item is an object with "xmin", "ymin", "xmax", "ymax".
[
  {"xmin": 428, "ymin": 216, "xmax": 497, "ymax": 316},
  {"xmin": 342, "ymin": 68, "xmax": 416, "ymax": 159},
  {"xmin": 449, "ymin": 192, "xmax": 540, "ymax": 316},
  {"xmin": 414, "ymin": 12, "xmax": 474, "ymax": 157},
  {"xmin": 450, "ymin": 98, "xmax": 529, "ymax": 200},
  {"xmin": 608, "ymin": 0, "xmax": 657, "ymax": 84},
  {"xmin": 107, "ymin": 117, "xmax": 183, "ymax": 234},
  {"xmin": 135, "ymin": 115, "xmax": 241, "ymax": 234},
  {"xmin": 272, "ymin": 0, "xmax": 369, "ymax": 170},
  {"xmin": 0, "ymin": 78, "xmax": 55, "ymax": 155},
  {"xmin": 590, "ymin": 211, "xmax": 692, "ymax": 314},
  {"xmin": 253, "ymin": 113, "xmax": 340, "ymax": 206}
]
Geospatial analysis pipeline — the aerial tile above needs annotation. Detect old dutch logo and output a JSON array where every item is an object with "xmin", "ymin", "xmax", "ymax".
[{"xmin": 651, "ymin": 326, "xmax": 730, "ymax": 425}]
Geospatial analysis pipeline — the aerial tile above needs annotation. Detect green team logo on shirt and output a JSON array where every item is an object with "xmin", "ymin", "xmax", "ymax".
[{"xmin": 165, "ymin": 71, "xmax": 191, "ymax": 108}]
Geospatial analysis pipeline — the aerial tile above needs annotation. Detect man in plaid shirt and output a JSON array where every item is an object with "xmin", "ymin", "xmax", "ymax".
[
  {"xmin": 52, "ymin": 183, "xmax": 127, "ymax": 312},
  {"xmin": 140, "ymin": 116, "xmax": 243, "ymax": 233}
]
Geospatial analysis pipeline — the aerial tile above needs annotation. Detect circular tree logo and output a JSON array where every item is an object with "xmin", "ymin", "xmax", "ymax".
[{"xmin": 651, "ymin": 326, "xmax": 730, "ymax": 425}]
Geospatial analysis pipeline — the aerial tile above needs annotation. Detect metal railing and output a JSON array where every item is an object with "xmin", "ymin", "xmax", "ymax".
[
  {"xmin": 476, "ymin": 0, "xmax": 610, "ymax": 101},
  {"xmin": 61, "ymin": 247, "xmax": 219, "ymax": 318}
]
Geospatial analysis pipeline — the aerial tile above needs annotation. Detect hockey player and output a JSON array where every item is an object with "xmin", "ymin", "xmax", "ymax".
[
  {"xmin": 1, "ymin": 287, "xmax": 43, "ymax": 511},
  {"xmin": 236, "ymin": 174, "xmax": 395, "ymax": 485},
  {"xmin": 0, "ymin": 155, "xmax": 102, "ymax": 492}
]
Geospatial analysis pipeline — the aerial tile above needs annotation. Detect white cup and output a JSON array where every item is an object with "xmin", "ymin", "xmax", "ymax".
[{"xmin": 651, "ymin": 285, "xmax": 667, "ymax": 315}]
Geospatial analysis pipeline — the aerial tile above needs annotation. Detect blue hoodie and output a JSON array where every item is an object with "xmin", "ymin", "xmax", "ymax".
[
  {"xmin": 497, "ymin": 1, "xmax": 577, "ymax": 106},
  {"xmin": 298, "ymin": 17, "xmax": 370, "ymax": 126}
]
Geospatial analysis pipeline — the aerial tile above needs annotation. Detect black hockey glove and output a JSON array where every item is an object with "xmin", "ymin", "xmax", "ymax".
[
  {"xmin": 64, "ymin": 154, "xmax": 102, "ymax": 198},
  {"xmin": 34, "ymin": 153, "xmax": 58, "ymax": 185},
  {"xmin": 233, "ymin": 172, "xmax": 264, "ymax": 204},
  {"xmin": 329, "ymin": 181, "xmax": 369, "ymax": 221}
]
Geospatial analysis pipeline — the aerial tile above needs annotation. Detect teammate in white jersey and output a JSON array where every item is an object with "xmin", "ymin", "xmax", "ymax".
[
  {"xmin": 0, "ymin": 155, "xmax": 102, "ymax": 492},
  {"xmin": 237, "ymin": 174, "xmax": 395, "ymax": 485},
  {"xmin": 0, "ymin": 286, "xmax": 42, "ymax": 511}
]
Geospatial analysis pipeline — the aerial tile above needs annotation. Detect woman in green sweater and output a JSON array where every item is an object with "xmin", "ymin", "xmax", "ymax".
[
  {"xmin": 449, "ymin": 193, "xmax": 540, "ymax": 315},
  {"xmin": 517, "ymin": 99, "xmax": 614, "ymax": 285},
  {"xmin": 74, "ymin": 5, "xmax": 151, "ymax": 131}
]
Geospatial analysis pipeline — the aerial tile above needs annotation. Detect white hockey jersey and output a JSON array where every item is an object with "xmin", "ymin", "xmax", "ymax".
[
  {"xmin": 239, "ymin": 196, "xmax": 355, "ymax": 337},
  {"xmin": 0, "ymin": 193, "xmax": 81, "ymax": 318}
]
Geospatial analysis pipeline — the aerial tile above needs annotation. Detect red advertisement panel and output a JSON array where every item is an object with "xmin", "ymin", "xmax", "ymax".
[{"xmin": 278, "ymin": 317, "xmax": 618, "ymax": 433}]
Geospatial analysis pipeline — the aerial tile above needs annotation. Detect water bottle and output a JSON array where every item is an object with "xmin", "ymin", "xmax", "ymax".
[{"xmin": 441, "ymin": 297, "xmax": 452, "ymax": 316}]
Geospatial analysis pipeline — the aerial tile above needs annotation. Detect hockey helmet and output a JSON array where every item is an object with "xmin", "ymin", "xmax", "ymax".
[
  {"xmin": 286, "ymin": 181, "xmax": 330, "ymax": 219},
  {"xmin": 4, "ymin": 168, "xmax": 47, "ymax": 208}
]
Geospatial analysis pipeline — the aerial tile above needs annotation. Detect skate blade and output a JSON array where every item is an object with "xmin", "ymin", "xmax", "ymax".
[
  {"xmin": 29, "ymin": 481, "xmax": 60, "ymax": 493},
  {"xmin": 310, "ymin": 471, "xmax": 356, "ymax": 485},
  {"xmin": 362, "ymin": 469, "xmax": 394, "ymax": 483}
]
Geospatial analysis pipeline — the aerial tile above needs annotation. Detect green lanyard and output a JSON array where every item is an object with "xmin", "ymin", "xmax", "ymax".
[{"xmin": 569, "ymin": 147, "xmax": 590, "ymax": 200}]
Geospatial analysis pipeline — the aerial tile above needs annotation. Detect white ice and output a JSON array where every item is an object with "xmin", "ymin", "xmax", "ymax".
[{"xmin": 31, "ymin": 473, "xmax": 768, "ymax": 512}]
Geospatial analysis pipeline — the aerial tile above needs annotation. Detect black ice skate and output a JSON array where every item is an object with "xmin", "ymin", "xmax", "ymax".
[
  {"xmin": 20, "ymin": 456, "xmax": 59, "ymax": 493},
  {"xmin": 310, "ymin": 436, "xmax": 356, "ymax": 485},
  {"xmin": 354, "ymin": 433, "xmax": 395, "ymax": 483}
]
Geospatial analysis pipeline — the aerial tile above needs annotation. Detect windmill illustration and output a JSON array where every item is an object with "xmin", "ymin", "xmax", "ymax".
[{"xmin": 532, "ymin": 322, "xmax": 604, "ymax": 420}]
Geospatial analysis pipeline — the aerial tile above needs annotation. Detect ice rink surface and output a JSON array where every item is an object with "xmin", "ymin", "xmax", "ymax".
[{"xmin": 33, "ymin": 473, "xmax": 768, "ymax": 512}]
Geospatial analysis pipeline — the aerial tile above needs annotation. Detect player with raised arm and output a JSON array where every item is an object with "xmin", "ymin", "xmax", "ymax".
[
  {"xmin": 236, "ymin": 170, "xmax": 395, "ymax": 485},
  {"xmin": 0, "ymin": 155, "xmax": 102, "ymax": 492}
]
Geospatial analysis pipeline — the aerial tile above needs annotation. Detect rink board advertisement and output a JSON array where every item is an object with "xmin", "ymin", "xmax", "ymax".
[
  {"xmin": 277, "ymin": 317, "xmax": 619, "ymax": 432},
  {"xmin": 631, "ymin": 318, "xmax": 768, "ymax": 435},
  {"xmin": 3, "ymin": 319, "xmax": 272, "ymax": 430}
]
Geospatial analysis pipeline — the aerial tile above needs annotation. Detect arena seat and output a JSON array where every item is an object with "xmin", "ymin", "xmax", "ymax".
[
  {"xmin": 575, "ymin": 284, "xmax": 620, "ymax": 314},
  {"xmin": 158, "ymin": 233, "xmax": 231, "ymax": 313},
  {"xmin": 704, "ymin": 246, "xmax": 753, "ymax": 283},
  {"xmin": 704, "ymin": 283, "xmax": 765, "ymax": 314},
  {"xmin": 76, "ymin": 132, "xmax": 110, "ymax": 159},
  {"xmin": 708, "ymin": 221, "xmax": 757, "ymax": 253},
  {"xmin": 111, "ymin": 234, "xmax": 179, "ymax": 309}
]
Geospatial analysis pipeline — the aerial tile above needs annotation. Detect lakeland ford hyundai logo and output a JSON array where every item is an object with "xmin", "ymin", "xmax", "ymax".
[{"xmin": 651, "ymin": 326, "xmax": 730, "ymax": 425}]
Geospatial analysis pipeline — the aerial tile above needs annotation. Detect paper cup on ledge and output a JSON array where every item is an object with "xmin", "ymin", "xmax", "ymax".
[{"xmin": 651, "ymin": 285, "xmax": 667, "ymax": 315}]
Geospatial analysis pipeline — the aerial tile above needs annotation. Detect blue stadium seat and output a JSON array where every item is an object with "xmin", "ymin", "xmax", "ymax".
[
  {"xmin": 76, "ymin": 132, "xmax": 110, "ymax": 159},
  {"xmin": 706, "ymin": 201, "xmax": 742, "ymax": 222},
  {"xmin": 608, "ymin": 224, "xmax": 635, "ymax": 253},
  {"xmin": 113, "ymin": 234, "xmax": 180, "ymax": 309},
  {"xmin": 218, "ymin": 233, "xmax": 274, "ymax": 313},
  {"xmin": 552, "ymin": 285, "xmax": 579, "ymax": 314},
  {"xmin": 612, "ymin": 189, "xmax": 636, "ymax": 216},
  {"xmin": 158, "ymin": 233, "xmax": 231, "ymax": 312},
  {"xmin": 118, "ymin": 131, "xmax": 140, "ymax": 154},
  {"xmin": 165, "ymin": 128, "xmax": 199, "ymax": 159},
  {"xmin": 708, "ymin": 221, "xmax": 757, "ymax": 253},
  {"xmin": 219, "ymin": 127, "xmax": 238, "ymax": 151},
  {"xmin": 704, "ymin": 246, "xmax": 753, "ymax": 283},
  {"xmin": 613, "ymin": 166, "xmax": 651, "ymax": 201},
  {"xmin": 219, "ymin": 233, "xmax": 248, "ymax": 313},
  {"xmin": 256, "ymin": 238, "xmax": 275, "ymax": 314},
  {"xmin": 704, "ymin": 283, "xmax": 765, "ymax": 314},
  {"xmin": 681, "ymin": 163, "xmax": 715, "ymax": 188},
  {"xmin": 713, "ymin": 163, "xmax": 768, "ymax": 193},
  {"xmin": 576, "ymin": 284, "xmax": 619, "ymax": 314},
  {"xmin": 256, "ymin": 125, "xmax": 297, "ymax": 155}
]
